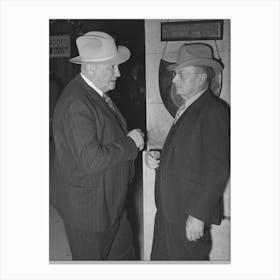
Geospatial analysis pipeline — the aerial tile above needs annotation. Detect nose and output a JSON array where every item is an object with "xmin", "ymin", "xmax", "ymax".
[
  {"xmin": 172, "ymin": 73, "xmax": 178, "ymax": 83},
  {"xmin": 114, "ymin": 65, "xmax": 121, "ymax": 78}
]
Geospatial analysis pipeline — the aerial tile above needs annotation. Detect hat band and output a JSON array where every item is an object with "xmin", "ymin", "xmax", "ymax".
[{"xmin": 81, "ymin": 53, "xmax": 116, "ymax": 62}]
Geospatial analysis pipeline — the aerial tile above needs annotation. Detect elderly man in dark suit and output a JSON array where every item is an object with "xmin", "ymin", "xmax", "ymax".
[
  {"xmin": 146, "ymin": 43, "xmax": 230, "ymax": 260},
  {"xmin": 52, "ymin": 31, "xmax": 144, "ymax": 260}
]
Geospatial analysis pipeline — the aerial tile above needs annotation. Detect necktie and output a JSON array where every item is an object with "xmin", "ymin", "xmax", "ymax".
[
  {"xmin": 173, "ymin": 104, "xmax": 186, "ymax": 124},
  {"xmin": 103, "ymin": 93, "xmax": 126, "ymax": 133},
  {"xmin": 103, "ymin": 93, "xmax": 116, "ymax": 114}
]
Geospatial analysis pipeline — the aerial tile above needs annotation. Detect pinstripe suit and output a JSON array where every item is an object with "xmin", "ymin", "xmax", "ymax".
[{"xmin": 52, "ymin": 74, "xmax": 138, "ymax": 260}]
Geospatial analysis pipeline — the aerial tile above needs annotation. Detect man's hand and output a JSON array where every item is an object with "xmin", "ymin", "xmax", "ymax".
[
  {"xmin": 145, "ymin": 150, "xmax": 160, "ymax": 169},
  {"xmin": 186, "ymin": 215, "xmax": 205, "ymax": 241},
  {"xmin": 127, "ymin": 129, "xmax": 145, "ymax": 151}
]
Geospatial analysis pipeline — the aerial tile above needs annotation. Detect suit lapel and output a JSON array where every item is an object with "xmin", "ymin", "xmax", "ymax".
[
  {"xmin": 76, "ymin": 75, "xmax": 127, "ymax": 134},
  {"xmin": 111, "ymin": 103, "xmax": 127, "ymax": 133},
  {"xmin": 163, "ymin": 90, "xmax": 212, "ymax": 149}
]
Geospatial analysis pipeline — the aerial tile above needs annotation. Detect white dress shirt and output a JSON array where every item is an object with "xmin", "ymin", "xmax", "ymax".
[{"xmin": 174, "ymin": 89, "xmax": 206, "ymax": 124}]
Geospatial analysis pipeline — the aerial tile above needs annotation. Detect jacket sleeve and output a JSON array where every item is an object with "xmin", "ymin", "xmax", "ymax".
[
  {"xmin": 187, "ymin": 103, "xmax": 230, "ymax": 223},
  {"xmin": 61, "ymin": 99, "xmax": 138, "ymax": 175}
]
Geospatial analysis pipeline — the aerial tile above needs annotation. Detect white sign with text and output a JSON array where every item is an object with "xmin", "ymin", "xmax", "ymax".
[{"xmin": 50, "ymin": 35, "xmax": 71, "ymax": 57}]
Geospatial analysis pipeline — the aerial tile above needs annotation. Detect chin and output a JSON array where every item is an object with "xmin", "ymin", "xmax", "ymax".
[
  {"xmin": 109, "ymin": 83, "xmax": 116, "ymax": 90},
  {"xmin": 176, "ymin": 89, "xmax": 183, "ymax": 96},
  {"xmin": 108, "ymin": 86, "xmax": 115, "ymax": 92}
]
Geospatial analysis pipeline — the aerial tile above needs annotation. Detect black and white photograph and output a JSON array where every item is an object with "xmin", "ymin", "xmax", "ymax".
[
  {"xmin": 1, "ymin": 0, "xmax": 280, "ymax": 279},
  {"xmin": 49, "ymin": 19, "xmax": 145, "ymax": 261},
  {"xmin": 49, "ymin": 19, "xmax": 230, "ymax": 262}
]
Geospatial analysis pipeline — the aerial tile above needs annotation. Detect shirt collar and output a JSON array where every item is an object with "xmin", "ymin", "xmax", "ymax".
[
  {"xmin": 183, "ymin": 88, "xmax": 205, "ymax": 110},
  {"xmin": 174, "ymin": 89, "xmax": 206, "ymax": 124},
  {"xmin": 80, "ymin": 73, "xmax": 104, "ymax": 97}
]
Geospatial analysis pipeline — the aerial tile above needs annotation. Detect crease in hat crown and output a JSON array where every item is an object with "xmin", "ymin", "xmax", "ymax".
[
  {"xmin": 167, "ymin": 43, "xmax": 223, "ymax": 73},
  {"xmin": 69, "ymin": 31, "xmax": 130, "ymax": 65}
]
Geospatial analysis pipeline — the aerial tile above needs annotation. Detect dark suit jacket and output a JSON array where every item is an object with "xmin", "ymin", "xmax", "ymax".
[
  {"xmin": 52, "ymin": 74, "xmax": 138, "ymax": 232},
  {"xmin": 155, "ymin": 90, "xmax": 230, "ymax": 225}
]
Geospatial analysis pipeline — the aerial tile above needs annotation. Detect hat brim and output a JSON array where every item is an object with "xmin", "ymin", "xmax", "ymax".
[
  {"xmin": 167, "ymin": 58, "xmax": 223, "ymax": 74},
  {"xmin": 69, "ymin": 46, "xmax": 130, "ymax": 65}
]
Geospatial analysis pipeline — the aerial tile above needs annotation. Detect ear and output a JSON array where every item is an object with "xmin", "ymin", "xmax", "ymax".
[
  {"xmin": 86, "ymin": 64, "xmax": 99, "ymax": 74},
  {"xmin": 86, "ymin": 64, "xmax": 93, "ymax": 73}
]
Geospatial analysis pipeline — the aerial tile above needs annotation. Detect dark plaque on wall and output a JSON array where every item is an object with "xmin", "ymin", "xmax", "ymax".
[{"xmin": 161, "ymin": 20, "xmax": 223, "ymax": 41}]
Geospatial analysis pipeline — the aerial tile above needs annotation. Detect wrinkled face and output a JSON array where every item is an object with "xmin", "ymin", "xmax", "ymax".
[
  {"xmin": 91, "ymin": 64, "xmax": 121, "ymax": 93},
  {"xmin": 172, "ymin": 66, "xmax": 205, "ymax": 99}
]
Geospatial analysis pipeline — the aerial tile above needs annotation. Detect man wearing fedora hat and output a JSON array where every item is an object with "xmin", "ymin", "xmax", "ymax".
[
  {"xmin": 146, "ymin": 43, "xmax": 230, "ymax": 260},
  {"xmin": 52, "ymin": 31, "xmax": 144, "ymax": 260}
]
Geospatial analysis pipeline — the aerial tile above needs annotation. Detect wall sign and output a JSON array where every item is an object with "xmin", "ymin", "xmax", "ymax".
[
  {"xmin": 50, "ymin": 35, "xmax": 71, "ymax": 57},
  {"xmin": 161, "ymin": 20, "xmax": 223, "ymax": 41}
]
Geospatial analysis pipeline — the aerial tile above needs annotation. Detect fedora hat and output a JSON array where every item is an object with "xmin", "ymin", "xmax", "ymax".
[
  {"xmin": 69, "ymin": 31, "xmax": 130, "ymax": 65},
  {"xmin": 167, "ymin": 43, "xmax": 223, "ymax": 73}
]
